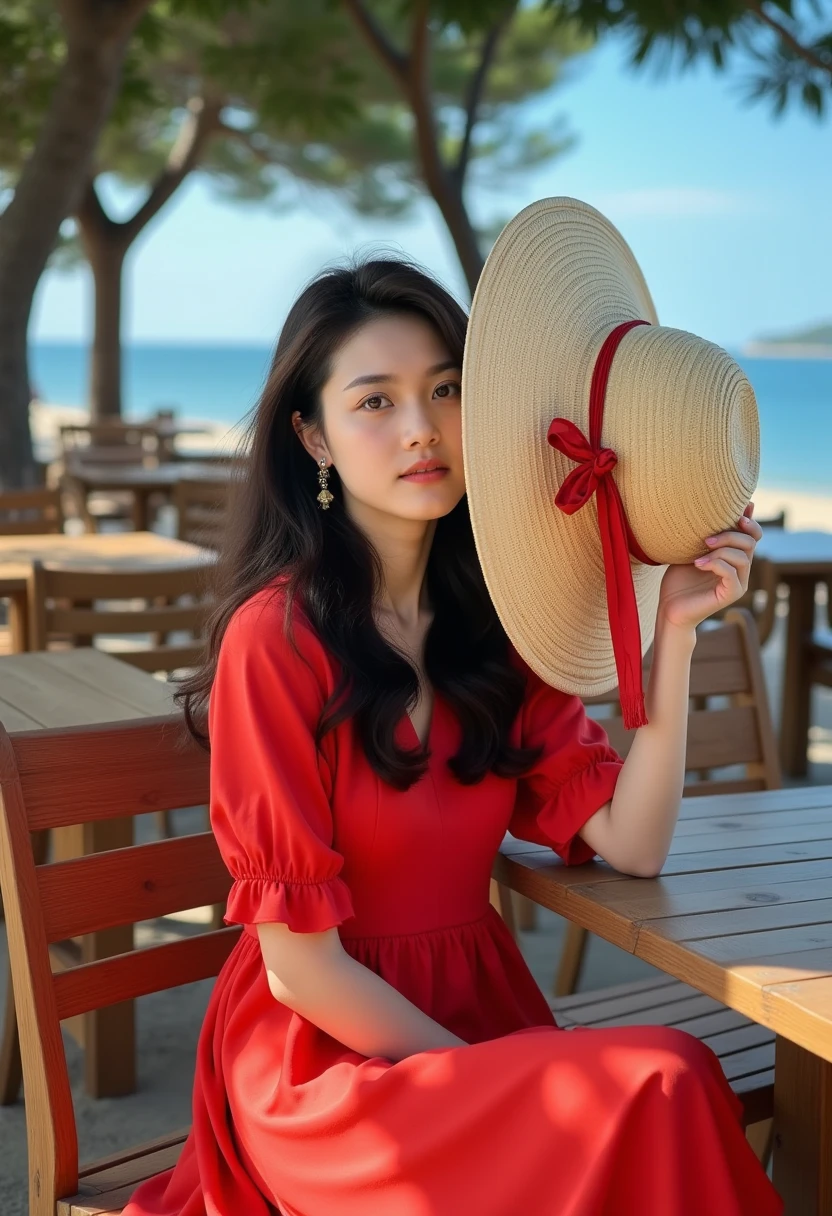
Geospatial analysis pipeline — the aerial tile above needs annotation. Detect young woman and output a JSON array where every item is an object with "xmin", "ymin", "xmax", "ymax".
[{"xmin": 124, "ymin": 258, "xmax": 782, "ymax": 1216}]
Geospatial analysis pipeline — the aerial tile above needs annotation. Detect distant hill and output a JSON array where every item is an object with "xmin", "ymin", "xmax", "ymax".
[{"xmin": 744, "ymin": 321, "xmax": 832, "ymax": 358}]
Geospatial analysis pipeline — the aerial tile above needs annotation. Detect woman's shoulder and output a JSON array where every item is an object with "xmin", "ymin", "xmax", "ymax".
[{"xmin": 222, "ymin": 577, "xmax": 329, "ymax": 674}]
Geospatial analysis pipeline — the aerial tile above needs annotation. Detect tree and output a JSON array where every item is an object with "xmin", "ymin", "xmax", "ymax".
[
  {"xmin": 12, "ymin": 0, "xmax": 586, "ymax": 418},
  {"xmin": 0, "ymin": 0, "xmax": 153, "ymax": 488},
  {"xmin": 550, "ymin": 0, "xmax": 832, "ymax": 117},
  {"xmin": 71, "ymin": 1, "xmax": 404, "ymax": 417},
  {"xmin": 341, "ymin": 0, "xmax": 592, "ymax": 291}
]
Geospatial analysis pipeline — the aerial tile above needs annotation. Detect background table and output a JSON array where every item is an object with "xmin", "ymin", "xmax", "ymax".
[
  {"xmin": 755, "ymin": 529, "xmax": 832, "ymax": 776},
  {"xmin": 63, "ymin": 459, "xmax": 234, "ymax": 530},
  {"xmin": 0, "ymin": 530, "xmax": 212, "ymax": 652},
  {"xmin": 0, "ymin": 649, "xmax": 177, "ymax": 1100},
  {"xmin": 496, "ymin": 784, "xmax": 832, "ymax": 1215}
]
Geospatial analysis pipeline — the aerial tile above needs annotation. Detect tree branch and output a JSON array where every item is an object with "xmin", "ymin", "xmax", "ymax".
[
  {"xmin": 75, "ymin": 177, "xmax": 114, "ymax": 250},
  {"xmin": 455, "ymin": 4, "xmax": 517, "ymax": 185},
  {"xmin": 121, "ymin": 94, "xmax": 224, "ymax": 242},
  {"xmin": 748, "ymin": 2, "xmax": 832, "ymax": 81},
  {"xmin": 341, "ymin": 0, "xmax": 409, "ymax": 84}
]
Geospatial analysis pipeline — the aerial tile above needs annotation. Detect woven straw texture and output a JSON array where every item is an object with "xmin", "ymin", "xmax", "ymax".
[{"xmin": 462, "ymin": 197, "xmax": 760, "ymax": 698}]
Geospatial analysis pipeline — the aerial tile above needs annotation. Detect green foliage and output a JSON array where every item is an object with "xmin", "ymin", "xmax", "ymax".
[{"xmin": 547, "ymin": 0, "xmax": 832, "ymax": 118}]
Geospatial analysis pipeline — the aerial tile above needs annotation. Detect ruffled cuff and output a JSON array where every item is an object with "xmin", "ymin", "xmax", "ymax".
[
  {"xmin": 528, "ymin": 757, "xmax": 623, "ymax": 866},
  {"xmin": 224, "ymin": 873, "xmax": 355, "ymax": 932}
]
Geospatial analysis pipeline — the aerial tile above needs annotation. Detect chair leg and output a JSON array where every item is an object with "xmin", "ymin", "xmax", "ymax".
[
  {"xmin": 746, "ymin": 1117, "xmax": 774, "ymax": 1169},
  {"xmin": 0, "ymin": 971, "xmax": 22, "ymax": 1106},
  {"xmin": 515, "ymin": 895, "xmax": 538, "ymax": 931},
  {"xmin": 0, "ymin": 829, "xmax": 50, "ymax": 1105},
  {"xmin": 554, "ymin": 923, "xmax": 589, "ymax": 997},
  {"xmin": 155, "ymin": 809, "xmax": 173, "ymax": 838},
  {"xmin": 489, "ymin": 879, "xmax": 518, "ymax": 941}
]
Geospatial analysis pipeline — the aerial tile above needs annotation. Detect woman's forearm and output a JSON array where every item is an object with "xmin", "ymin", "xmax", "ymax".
[
  {"xmin": 258, "ymin": 922, "xmax": 466, "ymax": 1061},
  {"xmin": 580, "ymin": 611, "xmax": 697, "ymax": 875}
]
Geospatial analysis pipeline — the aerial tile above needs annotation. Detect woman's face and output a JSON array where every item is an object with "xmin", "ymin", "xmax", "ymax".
[{"xmin": 295, "ymin": 312, "xmax": 466, "ymax": 525}]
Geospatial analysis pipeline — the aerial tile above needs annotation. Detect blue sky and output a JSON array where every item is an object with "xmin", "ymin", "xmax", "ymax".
[{"xmin": 30, "ymin": 33, "xmax": 831, "ymax": 350}]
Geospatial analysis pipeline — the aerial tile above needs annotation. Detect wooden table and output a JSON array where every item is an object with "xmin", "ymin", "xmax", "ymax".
[
  {"xmin": 496, "ymin": 784, "xmax": 832, "ymax": 1215},
  {"xmin": 755, "ymin": 529, "xmax": 832, "ymax": 777},
  {"xmin": 0, "ymin": 530, "xmax": 212, "ymax": 652},
  {"xmin": 0, "ymin": 649, "xmax": 176, "ymax": 1101},
  {"xmin": 64, "ymin": 460, "xmax": 234, "ymax": 530}
]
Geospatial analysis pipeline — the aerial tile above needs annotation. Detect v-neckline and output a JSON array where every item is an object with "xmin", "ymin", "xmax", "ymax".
[{"xmin": 405, "ymin": 692, "xmax": 438, "ymax": 752}]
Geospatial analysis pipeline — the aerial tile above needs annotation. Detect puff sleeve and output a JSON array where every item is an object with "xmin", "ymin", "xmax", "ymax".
[
  {"xmin": 209, "ymin": 589, "xmax": 355, "ymax": 932},
  {"xmin": 509, "ymin": 654, "xmax": 624, "ymax": 866}
]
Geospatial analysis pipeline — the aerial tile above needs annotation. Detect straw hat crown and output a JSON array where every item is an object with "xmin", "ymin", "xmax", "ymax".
[{"xmin": 462, "ymin": 197, "xmax": 759, "ymax": 712}]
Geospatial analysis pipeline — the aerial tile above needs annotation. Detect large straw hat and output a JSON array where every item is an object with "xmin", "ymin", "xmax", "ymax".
[{"xmin": 461, "ymin": 197, "xmax": 759, "ymax": 728}]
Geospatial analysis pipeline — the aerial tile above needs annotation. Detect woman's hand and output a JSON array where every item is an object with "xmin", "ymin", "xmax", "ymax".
[{"xmin": 657, "ymin": 502, "xmax": 763, "ymax": 631}]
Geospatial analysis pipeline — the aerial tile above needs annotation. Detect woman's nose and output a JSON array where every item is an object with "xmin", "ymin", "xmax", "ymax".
[{"xmin": 403, "ymin": 398, "xmax": 440, "ymax": 446}]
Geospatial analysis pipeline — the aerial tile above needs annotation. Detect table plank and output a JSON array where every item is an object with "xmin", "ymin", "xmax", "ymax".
[
  {"xmin": 0, "ymin": 652, "xmax": 172, "ymax": 729},
  {"xmin": 32, "ymin": 649, "xmax": 174, "ymax": 718},
  {"xmin": 644, "ymin": 896, "xmax": 832, "ymax": 942},
  {"xmin": 574, "ymin": 864, "xmax": 832, "ymax": 918}
]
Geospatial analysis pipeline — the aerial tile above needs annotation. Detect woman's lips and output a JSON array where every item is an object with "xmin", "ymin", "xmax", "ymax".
[{"xmin": 400, "ymin": 468, "xmax": 449, "ymax": 482}]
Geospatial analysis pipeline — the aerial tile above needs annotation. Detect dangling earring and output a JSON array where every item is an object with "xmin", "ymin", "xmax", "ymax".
[{"xmin": 316, "ymin": 457, "xmax": 334, "ymax": 510}]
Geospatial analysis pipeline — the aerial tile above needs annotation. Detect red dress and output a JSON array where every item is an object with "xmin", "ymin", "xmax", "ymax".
[{"xmin": 124, "ymin": 585, "xmax": 782, "ymax": 1216}]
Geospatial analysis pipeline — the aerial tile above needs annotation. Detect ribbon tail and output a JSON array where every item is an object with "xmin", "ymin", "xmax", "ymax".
[{"xmin": 596, "ymin": 485, "xmax": 649, "ymax": 730}]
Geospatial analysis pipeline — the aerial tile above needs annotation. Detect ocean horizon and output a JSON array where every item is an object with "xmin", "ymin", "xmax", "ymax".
[{"xmin": 30, "ymin": 340, "xmax": 832, "ymax": 496}]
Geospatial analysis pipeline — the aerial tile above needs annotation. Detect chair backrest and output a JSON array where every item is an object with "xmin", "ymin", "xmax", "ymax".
[
  {"xmin": 61, "ymin": 423, "xmax": 159, "ymax": 471},
  {"xmin": 174, "ymin": 479, "xmax": 232, "ymax": 551},
  {"xmin": 0, "ymin": 488, "xmax": 64, "ymax": 536},
  {"xmin": 26, "ymin": 562, "xmax": 213, "ymax": 674},
  {"xmin": 585, "ymin": 608, "xmax": 781, "ymax": 796},
  {"xmin": 0, "ymin": 716, "xmax": 235, "ymax": 1213}
]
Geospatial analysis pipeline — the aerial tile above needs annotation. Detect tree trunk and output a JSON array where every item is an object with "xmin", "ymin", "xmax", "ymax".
[
  {"xmin": 88, "ymin": 240, "xmax": 127, "ymax": 419},
  {"xmin": 0, "ymin": 0, "xmax": 150, "ymax": 489}
]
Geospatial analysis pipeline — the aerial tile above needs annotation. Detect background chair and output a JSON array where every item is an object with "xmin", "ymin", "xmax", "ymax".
[
  {"xmin": 60, "ymin": 422, "xmax": 160, "ymax": 532},
  {"xmin": 551, "ymin": 606, "xmax": 781, "ymax": 998},
  {"xmin": 26, "ymin": 561, "xmax": 212, "ymax": 675},
  {"xmin": 0, "ymin": 487, "xmax": 64, "ymax": 537},
  {"xmin": 0, "ymin": 716, "xmax": 235, "ymax": 1214},
  {"xmin": 0, "ymin": 488, "xmax": 66, "ymax": 655},
  {"xmin": 174, "ymin": 478, "xmax": 232, "ymax": 552}
]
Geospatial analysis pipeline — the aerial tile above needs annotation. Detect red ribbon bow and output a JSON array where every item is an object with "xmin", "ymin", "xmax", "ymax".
[{"xmin": 547, "ymin": 319, "xmax": 656, "ymax": 730}]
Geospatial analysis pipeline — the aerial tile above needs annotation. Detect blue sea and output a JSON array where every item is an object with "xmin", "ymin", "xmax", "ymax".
[{"xmin": 30, "ymin": 342, "xmax": 832, "ymax": 495}]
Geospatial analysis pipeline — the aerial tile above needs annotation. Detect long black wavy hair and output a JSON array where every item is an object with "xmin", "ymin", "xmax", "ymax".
[{"xmin": 177, "ymin": 256, "xmax": 541, "ymax": 791}]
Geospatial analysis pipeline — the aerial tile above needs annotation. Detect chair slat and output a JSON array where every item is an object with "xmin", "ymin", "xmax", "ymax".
[
  {"xmin": 53, "ymin": 927, "xmax": 241, "ymax": 1020},
  {"xmin": 604, "ymin": 705, "xmax": 763, "ymax": 771},
  {"xmin": 47, "ymin": 605, "xmax": 208, "ymax": 636},
  {"xmin": 13, "ymin": 718, "xmax": 209, "ymax": 830},
  {"xmin": 116, "ymin": 646, "xmax": 204, "ymax": 673},
  {"xmin": 38, "ymin": 833, "xmax": 230, "ymax": 941}
]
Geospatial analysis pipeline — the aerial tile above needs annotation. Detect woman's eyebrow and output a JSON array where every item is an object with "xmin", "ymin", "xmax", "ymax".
[{"xmin": 342, "ymin": 360, "xmax": 460, "ymax": 392}]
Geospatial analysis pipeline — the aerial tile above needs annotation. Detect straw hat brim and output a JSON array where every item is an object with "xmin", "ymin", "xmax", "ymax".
[{"xmin": 462, "ymin": 198, "xmax": 666, "ymax": 698}]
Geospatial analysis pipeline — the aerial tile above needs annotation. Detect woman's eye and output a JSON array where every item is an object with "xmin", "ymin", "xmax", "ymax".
[
  {"xmin": 434, "ymin": 381, "xmax": 461, "ymax": 400},
  {"xmin": 361, "ymin": 394, "xmax": 391, "ymax": 411}
]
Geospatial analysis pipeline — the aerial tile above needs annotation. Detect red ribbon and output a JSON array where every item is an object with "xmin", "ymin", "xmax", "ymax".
[{"xmin": 547, "ymin": 319, "xmax": 657, "ymax": 730}]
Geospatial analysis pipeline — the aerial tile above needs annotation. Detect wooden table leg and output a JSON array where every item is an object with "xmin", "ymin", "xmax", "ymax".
[
  {"xmin": 772, "ymin": 1036, "xmax": 832, "ymax": 1215},
  {"xmin": 52, "ymin": 818, "xmax": 136, "ymax": 1098},
  {"xmin": 130, "ymin": 490, "xmax": 150, "ymax": 532},
  {"xmin": 7, "ymin": 591, "xmax": 28, "ymax": 653},
  {"xmin": 779, "ymin": 576, "xmax": 817, "ymax": 778}
]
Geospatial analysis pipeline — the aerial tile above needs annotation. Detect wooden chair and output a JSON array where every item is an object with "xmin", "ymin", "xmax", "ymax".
[
  {"xmin": 27, "ymin": 562, "xmax": 212, "ymax": 675},
  {"xmin": 60, "ymin": 423, "xmax": 160, "ymax": 531},
  {"xmin": 802, "ymin": 580, "xmax": 832, "ymax": 771},
  {"xmin": 0, "ymin": 716, "xmax": 236, "ymax": 1214},
  {"xmin": 174, "ymin": 479, "xmax": 232, "ymax": 552},
  {"xmin": 0, "ymin": 564, "xmax": 216, "ymax": 1107},
  {"xmin": 550, "ymin": 608, "xmax": 781, "ymax": 998},
  {"xmin": 0, "ymin": 488, "xmax": 64, "ymax": 537}
]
